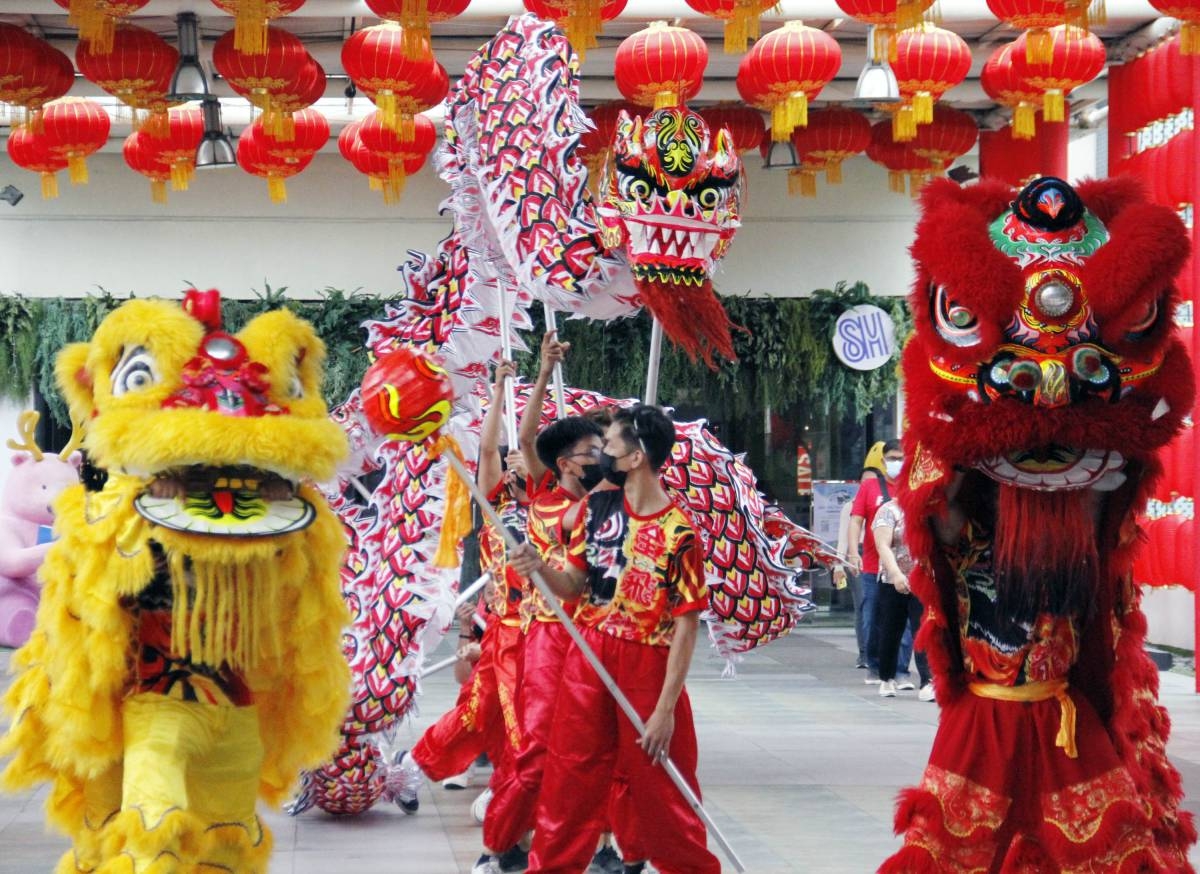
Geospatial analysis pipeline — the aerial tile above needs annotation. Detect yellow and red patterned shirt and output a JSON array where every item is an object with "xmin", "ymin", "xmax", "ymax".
[
  {"xmin": 523, "ymin": 479, "xmax": 582, "ymax": 625},
  {"xmin": 478, "ymin": 477, "xmax": 535, "ymax": 624},
  {"xmin": 566, "ymin": 489, "xmax": 707, "ymax": 648}
]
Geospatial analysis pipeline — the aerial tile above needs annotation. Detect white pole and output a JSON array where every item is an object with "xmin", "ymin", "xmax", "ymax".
[
  {"xmin": 496, "ymin": 283, "xmax": 520, "ymax": 450},
  {"xmin": 643, "ymin": 318, "xmax": 664, "ymax": 406},
  {"xmin": 439, "ymin": 448, "xmax": 745, "ymax": 872},
  {"xmin": 455, "ymin": 572, "xmax": 491, "ymax": 607},
  {"xmin": 542, "ymin": 302, "xmax": 568, "ymax": 419}
]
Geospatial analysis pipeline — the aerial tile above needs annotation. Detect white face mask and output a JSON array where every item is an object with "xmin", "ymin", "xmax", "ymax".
[{"xmin": 884, "ymin": 459, "xmax": 903, "ymax": 480}]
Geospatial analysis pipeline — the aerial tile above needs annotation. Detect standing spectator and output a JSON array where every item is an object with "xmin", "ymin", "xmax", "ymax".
[{"xmin": 872, "ymin": 498, "xmax": 933, "ymax": 701}]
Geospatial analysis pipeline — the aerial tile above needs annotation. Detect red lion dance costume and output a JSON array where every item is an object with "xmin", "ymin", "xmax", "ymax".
[{"xmin": 882, "ymin": 175, "xmax": 1196, "ymax": 872}]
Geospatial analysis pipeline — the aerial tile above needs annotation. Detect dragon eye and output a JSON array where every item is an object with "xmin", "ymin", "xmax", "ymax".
[
  {"xmin": 932, "ymin": 284, "xmax": 981, "ymax": 347},
  {"xmin": 696, "ymin": 186, "xmax": 719, "ymax": 209},
  {"xmin": 111, "ymin": 346, "xmax": 158, "ymax": 397},
  {"xmin": 623, "ymin": 177, "xmax": 652, "ymax": 202},
  {"xmin": 1072, "ymin": 347, "xmax": 1110, "ymax": 385},
  {"xmin": 1007, "ymin": 360, "xmax": 1042, "ymax": 392},
  {"xmin": 1126, "ymin": 298, "xmax": 1159, "ymax": 338}
]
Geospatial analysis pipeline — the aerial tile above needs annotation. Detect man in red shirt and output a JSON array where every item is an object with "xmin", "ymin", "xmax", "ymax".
[
  {"xmin": 510, "ymin": 405, "xmax": 720, "ymax": 874},
  {"xmin": 846, "ymin": 439, "xmax": 905, "ymax": 684}
]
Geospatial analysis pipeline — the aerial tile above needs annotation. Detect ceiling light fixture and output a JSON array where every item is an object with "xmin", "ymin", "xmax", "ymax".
[
  {"xmin": 168, "ymin": 12, "xmax": 209, "ymax": 101},
  {"xmin": 195, "ymin": 97, "xmax": 236, "ymax": 170},
  {"xmin": 854, "ymin": 27, "xmax": 900, "ymax": 103}
]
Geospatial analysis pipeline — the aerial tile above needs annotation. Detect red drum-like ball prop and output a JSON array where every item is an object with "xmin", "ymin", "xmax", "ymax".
[{"xmin": 360, "ymin": 347, "xmax": 453, "ymax": 443}]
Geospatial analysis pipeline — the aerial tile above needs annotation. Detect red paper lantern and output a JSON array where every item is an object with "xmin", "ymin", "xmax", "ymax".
[
  {"xmin": 0, "ymin": 25, "xmax": 37, "ymax": 95},
  {"xmin": 210, "ymin": 1, "xmax": 307, "ymax": 55},
  {"xmin": 1151, "ymin": 2, "xmax": 1200, "ymax": 54},
  {"xmin": 268, "ymin": 55, "xmax": 327, "ymax": 141},
  {"xmin": 867, "ymin": 118, "xmax": 936, "ymax": 196},
  {"xmin": 981, "ymin": 41, "xmax": 1044, "ymax": 140},
  {"xmin": 76, "ymin": 23, "xmax": 178, "ymax": 137},
  {"xmin": 339, "ymin": 120, "xmax": 426, "ymax": 203},
  {"xmin": 367, "ymin": 0, "xmax": 472, "ymax": 56},
  {"xmin": 6, "ymin": 125, "xmax": 68, "ymax": 200},
  {"xmin": 213, "ymin": 25, "xmax": 309, "ymax": 131},
  {"xmin": 123, "ymin": 129, "xmax": 172, "ymax": 204},
  {"xmin": 789, "ymin": 106, "xmax": 871, "ymax": 195},
  {"xmin": 154, "ymin": 106, "xmax": 205, "ymax": 191},
  {"xmin": 1011, "ymin": 25, "xmax": 1105, "ymax": 122},
  {"xmin": 360, "ymin": 347, "xmax": 453, "ymax": 443},
  {"xmin": 737, "ymin": 21, "xmax": 841, "ymax": 143},
  {"xmin": 683, "ymin": 0, "xmax": 777, "ymax": 54},
  {"xmin": 252, "ymin": 107, "xmax": 330, "ymax": 166},
  {"xmin": 237, "ymin": 122, "xmax": 315, "ymax": 204},
  {"xmin": 986, "ymin": 1, "xmax": 1067, "ymax": 64},
  {"xmin": 614, "ymin": 22, "xmax": 708, "ymax": 110},
  {"xmin": 910, "ymin": 104, "xmax": 978, "ymax": 172},
  {"xmin": 356, "ymin": 110, "xmax": 437, "ymax": 199},
  {"xmin": 342, "ymin": 23, "xmax": 447, "ymax": 137},
  {"xmin": 833, "ymin": 0, "xmax": 938, "ymax": 61},
  {"xmin": 523, "ymin": 1, "xmax": 627, "ymax": 59},
  {"xmin": 891, "ymin": 23, "xmax": 971, "ymax": 142},
  {"xmin": 2, "ymin": 35, "xmax": 75, "ymax": 129},
  {"xmin": 40, "ymin": 97, "xmax": 112, "ymax": 186},
  {"xmin": 699, "ymin": 103, "xmax": 767, "ymax": 154},
  {"xmin": 54, "ymin": 0, "xmax": 152, "ymax": 54}
]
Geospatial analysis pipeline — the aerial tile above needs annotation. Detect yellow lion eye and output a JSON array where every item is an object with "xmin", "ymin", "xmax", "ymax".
[{"xmin": 111, "ymin": 346, "xmax": 158, "ymax": 397}]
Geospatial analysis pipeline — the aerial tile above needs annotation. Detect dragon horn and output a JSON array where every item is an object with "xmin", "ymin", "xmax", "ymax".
[
  {"xmin": 59, "ymin": 417, "xmax": 84, "ymax": 459},
  {"xmin": 5, "ymin": 410, "xmax": 44, "ymax": 462}
]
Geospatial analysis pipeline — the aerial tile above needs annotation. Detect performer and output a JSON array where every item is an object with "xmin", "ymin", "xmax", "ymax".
[
  {"xmin": 510, "ymin": 405, "xmax": 720, "ymax": 874},
  {"xmin": 394, "ymin": 362, "xmax": 528, "ymax": 821},
  {"xmin": 881, "ymin": 176, "xmax": 1196, "ymax": 871},
  {"xmin": 0, "ymin": 293, "xmax": 350, "ymax": 874}
]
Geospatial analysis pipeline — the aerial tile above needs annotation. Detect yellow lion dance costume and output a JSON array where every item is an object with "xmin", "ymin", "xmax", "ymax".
[{"xmin": 1, "ymin": 291, "xmax": 351, "ymax": 874}]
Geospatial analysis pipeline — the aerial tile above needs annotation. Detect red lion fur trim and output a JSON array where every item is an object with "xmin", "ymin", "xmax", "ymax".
[{"xmin": 876, "ymin": 845, "xmax": 939, "ymax": 874}]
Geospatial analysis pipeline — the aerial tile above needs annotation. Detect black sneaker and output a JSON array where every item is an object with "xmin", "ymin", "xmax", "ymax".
[
  {"xmin": 471, "ymin": 854, "xmax": 500, "ymax": 874},
  {"xmin": 591, "ymin": 845, "xmax": 623, "ymax": 874},
  {"xmin": 497, "ymin": 844, "xmax": 529, "ymax": 873}
]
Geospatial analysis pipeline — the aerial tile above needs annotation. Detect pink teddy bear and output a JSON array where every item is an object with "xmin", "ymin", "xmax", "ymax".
[{"xmin": 0, "ymin": 413, "xmax": 80, "ymax": 648}]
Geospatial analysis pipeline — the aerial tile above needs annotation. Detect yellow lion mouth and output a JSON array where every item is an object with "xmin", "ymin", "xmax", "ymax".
[{"xmin": 134, "ymin": 465, "xmax": 316, "ymax": 537}]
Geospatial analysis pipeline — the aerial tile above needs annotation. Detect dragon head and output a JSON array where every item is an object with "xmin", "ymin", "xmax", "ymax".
[
  {"xmin": 596, "ymin": 106, "xmax": 743, "ymax": 366},
  {"xmin": 57, "ymin": 290, "xmax": 347, "ymax": 538},
  {"xmin": 904, "ymin": 176, "xmax": 1194, "ymax": 494}
]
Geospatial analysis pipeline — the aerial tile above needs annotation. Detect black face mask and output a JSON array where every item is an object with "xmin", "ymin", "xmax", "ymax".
[
  {"xmin": 599, "ymin": 452, "xmax": 628, "ymax": 487},
  {"xmin": 578, "ymin": 462, "xmax": 606, "ymax": 492}
]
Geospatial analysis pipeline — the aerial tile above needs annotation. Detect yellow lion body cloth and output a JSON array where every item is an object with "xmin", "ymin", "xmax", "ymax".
[{"xmin": 1, "ymin": 295, "xmax": 351, "ymax": 874}]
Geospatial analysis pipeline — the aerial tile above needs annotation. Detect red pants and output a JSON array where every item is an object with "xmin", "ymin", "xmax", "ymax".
[
  {"xmin": 881, "ymin": 688, "xmax": 1168, "ymax": 873},
  {"xmin": 412, "ymin": 621, "xmax": 523, "ymax": 782},
  {"xmin": 527, "ymin": 627, "xmax": 719, "ymax": 874},
  {"xmin": 483, "ymin": 619, "xmax": 572, "ymax": 854}
]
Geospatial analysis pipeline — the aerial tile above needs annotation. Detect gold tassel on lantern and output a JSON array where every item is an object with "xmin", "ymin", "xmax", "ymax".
[
  {"xmin": 376, "ymin": 90, "xmax": 398, "ymax": 130},
  {"xmin": 897, "ymin": 0, "xmax": 927, "ymax": 32},
  {"xmin": 653, "ymin": 89, "xmax": 680, "ymax": 110},
  {"xmin": 724, "ymin": 0, "xmax": 764, "ymax": 54},
  {"xmin": 1183, "ymin": 21, "xmax": 1200, "ymax": 55},
  {"xmin": 893, "ymin": 104, "xmax": 917, "ymax": 142},
  {"xmin": 150, "ymin": 178, "xmax": 168, "ymax": 205},
  {"xmin": 399, "ymin": 0, "xmax": 432, "ymax": 56},
  {"xmin": 387, "ymin": 160, "xmax": 409, "ymax": 203},
  {"xmin": 233, "ymin": 0, "xmax": 271, "ymax": 55},
  {"xmin": 771, "ymin": 92, "xmax": 809, "ymax": 142},
  {"xmin": 888, "ymin": 169, "xmax": 905, "ymax": 194},
  {"xmin": 1026, "ymin": 27, "xmax": 1054, "ymax": 64},
  {"xmin": 825, "ymin": 160, "xmax": 844, "ymax": 185},
  {"xmin": 267, "ymin": 174, "xmax": 287, "ymax": 204},
  {"xmin": 913, "ymin": 91, "xmax": 934, "ymax": 125},
  {"xmin": 40, "ymin": 172, "xmax": 59, "ymax": 200},
  {"xmin": 1014, "ymin": 102, "xmax": 1037, "ymax": 140},
  {"xmin": 564, "ymin": 0, "xmax": 606, "ymax": 60},
  {"xmin": 170, "ymin": 160, "xmax": 194, "ymax": 192},
  {"xmin": 67, "ymin": 153, "xmax": 89, "ymax": 186},
  {"xmin": 1043, "ymin": 89, "xmax": 1065, "ymax": 123}
]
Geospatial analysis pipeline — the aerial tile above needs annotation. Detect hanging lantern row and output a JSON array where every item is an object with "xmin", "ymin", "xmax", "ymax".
[
  {"xmin": 122, "ymin": 106, "xmax": 204, "ymax": 203},
  {"xmin": 6, "ymin": 96, "xmax": 110, "ymax": 197},
  {"xmin": 737, "ymin": 21, "xmax": 841, "ymax": 143},
  {"xmin": 1011, "ymin": 25, "xmax": 1105, "ymax": 122},
  {"xmin": 833, "ymin": 0, "xmax": 938, "ymax": 62},
  {"xmin": 614, "ymin": 21, "xmax": 707, "ymax": 109},
  {"xmin": 525, "ymin": 0, "xmax": 627, "ymax": 60},
  {"xmin": 684, "ymin": 0, "xmax": 777, "ymax": 55},
  {"xmin": 788, "ymin": 106, "xmax": 871, "ymax": 196},
  {"xmin": 338, "ymin": 112, "xmax": 436, "ymax": 203},
  {"xmin": 210, "ymin": 0, "xmax": 306, "ymax": 56},
  {"xmin": 75, "ymin": 22, "xmax": 178, "ymax": 137},
  {"xmin": 0, "ymin": 24, "xmax": 75, "ymax": 130},
  {"xmin": 981, "ymin": 41, "xmax": 1042, "ymax": 139},
  {"xmin": 891, "ymin": 23, "xmax": 971, "ymax": 142},
  {"xmin": 368, "ymin": 0, "xmax": 471, "ymax": 57},
  {"xmin": 236, "ymin": 107, "xmax": 329, "ymax": 203},
  {"xmin": 342, "ymin": 23, "xmax": 449, "ymax": 137},
  {"xmin": 53, "ymin": 0, "xmax": 151, "ymax": 55},
  {"xmin": 698, "ymin": 103, "xmax": 767, "ymax": 154},
  {"xmin": 866, "ymin": 110, "xmax": 976, "ymax": 197},
  {"xmin": 987, "ymin": 0, "xmax": 1106, "ymax": 64}
]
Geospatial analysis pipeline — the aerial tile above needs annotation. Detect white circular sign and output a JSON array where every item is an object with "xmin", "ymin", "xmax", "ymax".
[{"xmin": 832, "ymin": 305, "xmax": 897, "ymax": 371}]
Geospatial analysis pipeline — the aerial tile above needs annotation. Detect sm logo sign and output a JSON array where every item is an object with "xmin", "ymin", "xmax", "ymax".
[{"xmin": 832, "ymin": 305, "xmax": 896, "ymax": 371}]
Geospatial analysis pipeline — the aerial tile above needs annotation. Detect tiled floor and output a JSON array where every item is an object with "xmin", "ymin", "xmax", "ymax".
[{"xmin": 4, "ymin": 625, "xmax": 1200, "ymax": 873}]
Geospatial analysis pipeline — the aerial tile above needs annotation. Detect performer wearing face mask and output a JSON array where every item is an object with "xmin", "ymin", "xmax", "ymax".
[
  {"xmin": 509, "ymin": 405, "xmax": 720, "ymax": 874},
  {"xmin": 846, "ymin": 439, "xmax": 906, "ymax": 685}
]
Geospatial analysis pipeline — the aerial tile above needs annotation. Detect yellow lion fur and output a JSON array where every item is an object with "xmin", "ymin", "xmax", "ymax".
[{"xmin": 1, "ymin": 298, "xmax": 351, "ymax": 870}]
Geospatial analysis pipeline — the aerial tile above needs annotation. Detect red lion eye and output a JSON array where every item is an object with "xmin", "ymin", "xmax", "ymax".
[{"xmin": 1126, "ymin": 298, "xmax": 1159, "ymax": 336}]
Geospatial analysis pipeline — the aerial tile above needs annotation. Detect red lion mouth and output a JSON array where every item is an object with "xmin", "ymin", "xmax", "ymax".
[{"xmin": 976, "ymin": 446, "xmax": 1126, "ymax": 491}]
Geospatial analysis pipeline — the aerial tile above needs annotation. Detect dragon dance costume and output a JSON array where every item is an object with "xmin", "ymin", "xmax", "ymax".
[
  {"xmin": 881, "ymin": 177, "xmax": 1196, "ymax": 873},
  {"xmin": 1, "ymin": 293, "xmax": 350, "ymax": 873}
]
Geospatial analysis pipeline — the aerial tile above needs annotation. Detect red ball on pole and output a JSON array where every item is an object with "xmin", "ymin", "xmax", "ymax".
[{"xmin": 360, "ymin": 347, "xmax": 454, "ymax": 443}]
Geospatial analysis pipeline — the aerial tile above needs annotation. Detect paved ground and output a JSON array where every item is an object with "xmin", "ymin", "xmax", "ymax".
[{"xmin": 4, "ymin": 625, "xmax": 1200, "ymax": 874}]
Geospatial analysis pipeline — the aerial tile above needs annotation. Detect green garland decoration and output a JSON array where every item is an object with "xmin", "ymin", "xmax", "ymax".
[{"xmin": 0, "ymin": 282, "xmax": 908, "ymax": 430}]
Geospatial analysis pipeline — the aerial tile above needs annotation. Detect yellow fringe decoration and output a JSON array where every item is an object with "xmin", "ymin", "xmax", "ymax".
[
  {"xmin": 770, "ymin": 92, "xmax": 808, "ymax": 142},
  {"xmin": 387, "ymin": 161, "xmax": 408, "ymax": 200},
  {"xmin": 1014, "ymin": 103, "xmax": 1037, "ymax": 140},
  {"xmin": 913, "ymin": 92, "xmax": 934, "ymax": 126},
  {"xmin": 563, "ymin": 0, "xmax": 605, "ymax": 60},
  {"xmin": 887, "ymin": 170, "xmax": 905, "ymax": 194},
  {"xmin": 825, "ymin": 160, "xmax": 844, "ymax": 185},
  {"xmin": 267, "ymin": 175, "xmax": 287, "ymax": 204},
  {"xmin": 41, "ymin": 172, "xmax": 59, "ymax": 200},
  {"xmin": 377, "ymin": 91, "xmax": 398, "ymax": 130},
  {"xmin": 368, "ymin": 175, "xmax": 383, "ymax": 192},
  {"xmin": 897, "ymin": 0, "xmax": 926, "ymax": 32},
  {"xmin": 1183, "ymin": 22, "xmax": 1200, "ymax": 56},
  {"xmin": 723, "ymin": 0, "xmax": 763, "ymax": 54},
  {"xmin": 431, "ymin": 434, "xmax": 473, "ymax": 569},
  {"xmin": 653, "ymin": 90, "xmax": 678, "ymax": 110},
  {"xmin": 150, "ymin": 179, "xmax": 167, "ymax": 204},
  {"xmin": 1043, "ymin": 89, "xmax": 1065, "ymax": 123},
  {"xmin": 893, "ymin": 105, "xmax": 917, "ymax": 142},
  {"xmin": 170, "ymin": 161, "xmax": 192, "ymax": 192},
  {"xmin": 399, "ymin": 0, "xmax": 432, "ymax": 57},
  {"xmin": 1026, "ymin": 28, "xmax": 1054, "ymax": 65},
  {"xmin": 234, "ymin": 0, "xmax": 270, "ymax": 55},
  {"xmin": 871, "ymin": 24, "xmax": 897, "ymax": 64},
  {"xmin": 67, "ymin": 154, "xmax": 89, "ymax": 186},
  {"xmin": 787, "ymin": 168, "xmax": 802, "ymax": 196}
]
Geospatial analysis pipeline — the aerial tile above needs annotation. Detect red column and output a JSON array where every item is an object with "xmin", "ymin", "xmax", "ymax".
[
  {"xmin": 1038, "ymin": 119, "xmax": 1069, "ymax": 178},
  {"xmin": 1192, "ymin": 50, "xmax": 1200, "ymax": 693}
]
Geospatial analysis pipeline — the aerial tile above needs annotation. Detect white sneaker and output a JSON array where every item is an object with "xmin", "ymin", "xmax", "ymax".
[
  {"xmin": 383, "ymin": 750, "xmax": 423, "ymax": 814},
  {"xmin": 919, "ymin": 683, "xmax": 936, "ymax": 702},
  {"xmin": 442, "ymin": 764, "xmax": 475, "ymax": 790},
  {"xmin": 471, "ymin": 787, "xmax": 494, "ymax": 824},
  {"xmin": 864, "ymin": 674, "xmax": 881, "ymax": 685},
  {"xmin": 896, "ymin": 678, "xmax": 916, "ymax": 691},
  {"xmin": 878, "ymin": 679, "xmax": 897, "ymax": 698}
]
